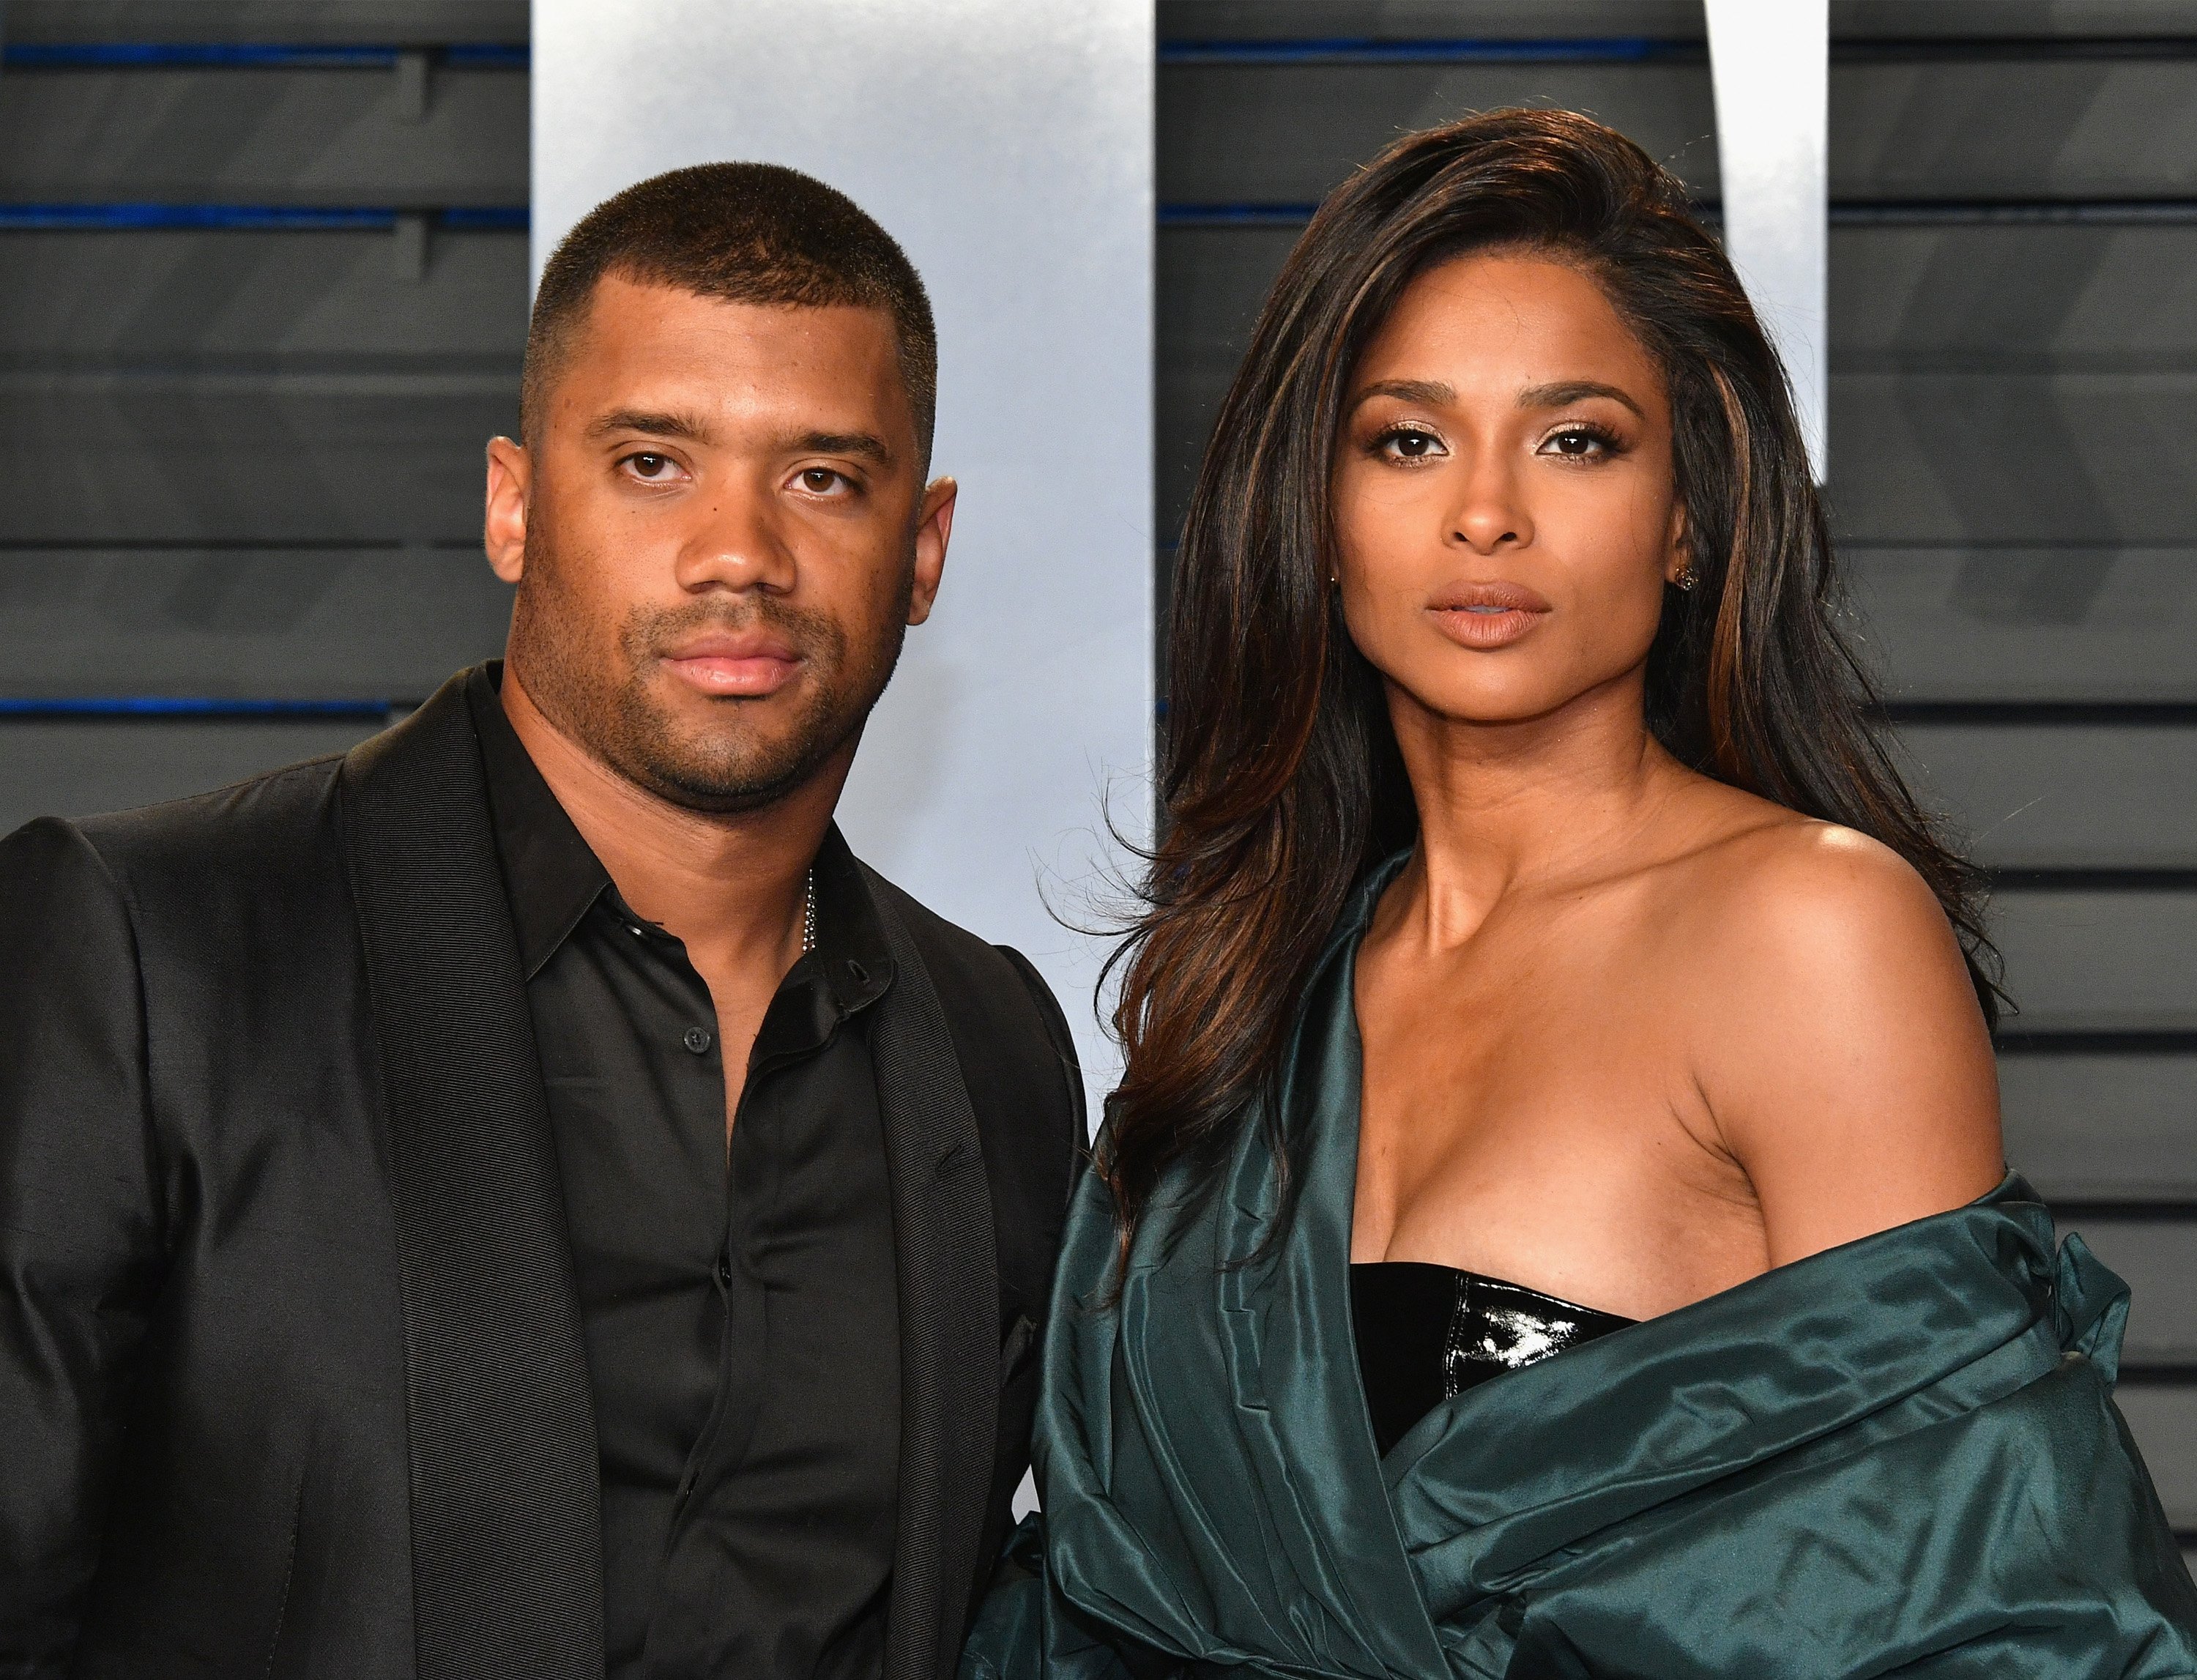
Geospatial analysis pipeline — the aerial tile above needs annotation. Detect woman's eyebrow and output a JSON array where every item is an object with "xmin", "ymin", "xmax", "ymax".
[
  {"xmin": 1348, "ymin": 377, "xmax": 1456, "ymax": 411},
  {"xmin": 1517, "ymin": 379, "xmax": 1645, "ymax": 419}
]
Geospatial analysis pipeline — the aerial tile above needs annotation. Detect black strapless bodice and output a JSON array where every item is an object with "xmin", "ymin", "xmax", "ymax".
[{"xmin": 1350, "ymin": 1261, "xmax": 1637, "ymax": 1457}]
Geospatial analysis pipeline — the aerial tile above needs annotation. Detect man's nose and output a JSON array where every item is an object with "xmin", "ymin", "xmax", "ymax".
[{"xmin": 674, "ymin": 484, "xmax": 798, "ymax": 593}]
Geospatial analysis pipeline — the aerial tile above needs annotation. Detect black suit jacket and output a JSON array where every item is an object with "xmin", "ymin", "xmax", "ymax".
[{"xmin": 0, "ymin": 673, "xmax": 1083, "ymax": 1680}]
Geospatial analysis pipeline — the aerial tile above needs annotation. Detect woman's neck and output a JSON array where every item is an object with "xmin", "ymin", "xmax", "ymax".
[{"xmin": 1383, "ymin": 670, "xmax": 1688, "ymax": 951}]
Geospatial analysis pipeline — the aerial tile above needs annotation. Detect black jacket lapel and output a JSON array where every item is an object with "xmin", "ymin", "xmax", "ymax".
[
  {"xmin": 863, "ymin": 870, "xmax": 1003, "ymax": 1680},
  {"xmin": 338, "ymin": 674, "xmax": 601, "ymax": 1679}
]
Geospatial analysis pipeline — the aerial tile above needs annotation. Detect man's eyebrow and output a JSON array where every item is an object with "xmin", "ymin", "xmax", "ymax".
[
  {"xmin": 1348, "ymin": 377, "xmax": 1456, "ymax": 412},
  {"xmin": 1517, "ymin": 379, "xmax": 1646, "ymax": 420},
  {"xmin": 585, "ymin": 409, "xmax": 711, "ymax": 443},
  {"xmin": 793, "ymin": 430, "xmax": 896, "ymax": 467}
]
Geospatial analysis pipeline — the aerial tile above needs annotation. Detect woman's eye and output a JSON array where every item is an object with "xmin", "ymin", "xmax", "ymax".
[
  {"xmin": 1542, "ymin": 427, "xmax": 1613, "ymax": 459},
  {"xmin": 1379, "ymin": 428, "xmax": 1444, "ymax": 461}
]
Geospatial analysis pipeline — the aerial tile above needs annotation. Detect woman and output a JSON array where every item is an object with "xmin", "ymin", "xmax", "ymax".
[{"xmin": 967, "ymin": 109, "xmax": 2197, "ymax": 1677}]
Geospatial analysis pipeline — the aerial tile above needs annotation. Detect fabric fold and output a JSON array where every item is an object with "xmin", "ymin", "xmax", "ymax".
[{"xmin": 967, "ymin": 857, "xmax": 2197, "ymax": 1678}]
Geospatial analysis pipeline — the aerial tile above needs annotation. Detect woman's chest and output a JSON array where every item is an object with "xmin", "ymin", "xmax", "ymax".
[{"xmin": 1349, "ymin": 933, "xmax": 1767, "ymax": 1310}]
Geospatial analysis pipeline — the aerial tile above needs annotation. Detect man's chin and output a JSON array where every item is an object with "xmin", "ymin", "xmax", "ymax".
[{"xmin": 617, "ymin": 715, "xmax": 850, "ymax": 817}]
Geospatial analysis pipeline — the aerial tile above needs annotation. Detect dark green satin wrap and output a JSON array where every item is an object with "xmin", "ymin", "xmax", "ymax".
[{"xmin": 967, "ymin": 862, "xmax": 2197, "ymax": 1678}]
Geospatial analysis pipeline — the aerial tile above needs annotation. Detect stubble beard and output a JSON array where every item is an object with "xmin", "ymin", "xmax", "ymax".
[{"xmin": 508, "ymin": 535, "xmax": 913, "ymax": 816}]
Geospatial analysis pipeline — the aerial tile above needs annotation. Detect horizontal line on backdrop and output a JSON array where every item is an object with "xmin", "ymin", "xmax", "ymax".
[
  {"xmin": 1837, "ymin": 199, "xmax": 2197, "ymax": 226},
  {"xmin": 0, "ymin": 697, "xmax": 395, "ymax": 718},
  {"xmin": 2053, "ymin": 1200, "xmax": 2197, "ymax": 1223},
  {"xmin": 2122, "ymin": 1364, "xmax": 2197, "ymax": 1384},
  {"xmin": 0, "ymin": 205, "xmax": 527, "ymax": 231},
  {"xmin": 1160, "ymin": 38, "xmax": 1692, "ymax": 65},
  {"xmin": 1995, "ymin": 1030, "xmax": 2197, "ymax": 1053},
  {"xmin": 0, "ymin": 43, "xmax": 526, "ymax": 68},
  {"xmin": 1158, "ymin": 37, "xmax": 2197, "ymax": 66},
  {"xmin": 0, "ymin": 538, "xmax": 480, "ymax": 552},
  {"xmin": 1160, "ymin": 201, "xmax": 2197, "ymax": 228},
  {"xmin": 0, "ymin": 370, "xmax": 517, "ymax": 397},
  {"xmin": 1989, "ymin": 869, "xmax": 2197, "ymax": 891},
  {"xmin": 1884, "ymin": 702, "xmax": 2197, "ymax": 726}
]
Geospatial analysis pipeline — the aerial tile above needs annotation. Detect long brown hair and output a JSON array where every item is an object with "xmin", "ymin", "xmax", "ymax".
[{"xmin": 1104, "ymin": 108, "xmax": 1999, "ymax": 1244}]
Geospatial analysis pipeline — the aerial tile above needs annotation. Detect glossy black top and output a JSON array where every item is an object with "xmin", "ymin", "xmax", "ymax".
[{"xmin": 1350, "ymin": 1261, "xmax": 1637, "ymax": 1458}]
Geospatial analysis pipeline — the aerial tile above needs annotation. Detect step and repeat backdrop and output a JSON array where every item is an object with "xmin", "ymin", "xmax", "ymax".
[{"xmin": 1, "ymin": 0, "xmax": 2192, "ymax": 1558}]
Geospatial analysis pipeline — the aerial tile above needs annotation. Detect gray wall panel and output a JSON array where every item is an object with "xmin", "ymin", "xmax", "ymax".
[
  {"xmin": 1834, "ymin": 223, "xmax": 2197, "ymax": 371},
  {"xmin": 0, "ymin": 67, "xmax": 527, "ymax": 208},
  {"xmin": 2000, "ymin": 1052, "xmax": 2197, "ymax": 1203},
  {"xmin": 10, "ymin": 1, "xmax": 528, "ymax": 43},
  {"xmin": 1995, "ymin": 888, "xmax": 2197, "ymax": 1034},
  {"xmin": 0, "ymin": 374, "xmax": 511, "ymax": 543},
  {"xmin": 0, "ymin": 228, "xmax": 527, "ymax": 366},
  {"xmin": 1898, "ymin": 722, "xmax": 2197, "ymax": 869},
  {"xmin": 0, "ymin": 716, "xmax": 384, "ymax": 834},
  {"xmin": 2056, "ymin": 1219, "xmax": 2197, "ymax": 1364},
  {"xmin": 1159, "ymin": 62, "xmax": 1719, "ymax": 204},
  {"xmin": 2117, "ymin": 1383, "xmax": 2197, "ymax": 1530},
  {"xmin": 0, "ymin": 550, "xmax": 510, "ymax": 700},
  {"xmin": 1834, "ymin": 59, "xmax": 2197, "ymax": 202},
  {"xmin": 1160, "ymin": 59, "xmax": 2197, "ymax": 208},
  {"xmin": 1848, "ymin": 549, "xmax": 2197, "ymax": 705},
  {"xmin": 1826, "ymin": 373, "xmax": 2197, "ymax": 545}
]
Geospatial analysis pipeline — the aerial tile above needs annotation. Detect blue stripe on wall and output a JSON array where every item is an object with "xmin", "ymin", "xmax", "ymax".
[
  {"xmin": 0, "ymin": 43, "xmax": 527, "ymax": 69},
  {"xmin": 0, "ymin": 205, "xmax": 528, "ymax": 230}
]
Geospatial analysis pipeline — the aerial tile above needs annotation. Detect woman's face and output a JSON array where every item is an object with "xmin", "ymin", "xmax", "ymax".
[{"xmin": 1331, "ymin": 251, "xmax": 1687, "ymax": 732}]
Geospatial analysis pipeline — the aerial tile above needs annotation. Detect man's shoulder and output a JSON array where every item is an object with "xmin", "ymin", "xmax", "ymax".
[
  {"xmin": 855, "ymin": 863, "xmax": 1085, "ymax": 1124},
  {"xmin": 5, "ymin": 753, "xmax": 348, "ymax": 902},
  {"xmin": 857, "ymin": 867, "xmax": 1063, "ymax": 1032}
]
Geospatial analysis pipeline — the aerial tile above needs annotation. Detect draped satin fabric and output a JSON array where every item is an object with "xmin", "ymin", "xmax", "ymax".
[{"xmin": 965, "ymin": 858, "xmax": 2197, "ymax": 1678}]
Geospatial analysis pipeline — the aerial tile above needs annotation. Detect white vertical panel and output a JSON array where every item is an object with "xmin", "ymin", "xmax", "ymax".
[
  {"xmin": 532, "ymin": 3, "xmax": 1154, "ymax": 1094},
  {"xmin": 1705, "ymin": 0, "xmax": 1830, "ymax": 480}
]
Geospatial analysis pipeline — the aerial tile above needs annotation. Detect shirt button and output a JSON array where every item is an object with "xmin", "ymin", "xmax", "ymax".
[
  {"xmin": 682, "ymin": 1026, "xmax": 713, "ymax": 1055},
  {"xmin": 715, "ymin": 1255, "xmax": 733, "ymax": 1288}
]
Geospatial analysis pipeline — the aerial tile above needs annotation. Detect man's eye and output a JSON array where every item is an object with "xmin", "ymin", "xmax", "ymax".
[
  {"xmin": 800, "ymin": 468, "xmax": 845, "ymax": 493},
  {"xmin": 625, "ymin": 453, "xmax": 676, "ymax": 479}
]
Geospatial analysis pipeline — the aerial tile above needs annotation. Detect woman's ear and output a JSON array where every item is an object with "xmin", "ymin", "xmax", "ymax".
[{"xmin": 1663, "ymin": 501, "xmax": 1690, "ymax": 588}]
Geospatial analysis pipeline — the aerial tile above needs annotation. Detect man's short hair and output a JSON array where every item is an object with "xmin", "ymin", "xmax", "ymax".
[{"xmin": 521, "ymin": 162, "xmax": 938, "ymax": 463}]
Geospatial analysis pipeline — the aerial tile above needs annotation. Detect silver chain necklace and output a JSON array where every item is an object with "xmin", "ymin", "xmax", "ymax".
[{"xmin": 801, "ymin": 867, "xmax": 817, "ymax": 955}]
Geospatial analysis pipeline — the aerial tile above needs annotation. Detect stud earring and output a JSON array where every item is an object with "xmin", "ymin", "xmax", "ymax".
[{"xmin": 1672, "ymin": 564, "xmax": 1698, "ymax": 592}]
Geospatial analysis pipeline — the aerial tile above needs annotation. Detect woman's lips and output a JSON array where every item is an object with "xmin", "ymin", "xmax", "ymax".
[{"xmin": 1427, "ymin": 581, "xmax": 1552, "ymax": 650}]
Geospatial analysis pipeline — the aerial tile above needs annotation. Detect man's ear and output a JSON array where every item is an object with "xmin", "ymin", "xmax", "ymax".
[
  {"xmin": 907, "ymin": 475, "xmax": 956, "ymax": 626},
  {"xmin": 484, "ymin": 436, "xmax": 532, "ymax": 584}
]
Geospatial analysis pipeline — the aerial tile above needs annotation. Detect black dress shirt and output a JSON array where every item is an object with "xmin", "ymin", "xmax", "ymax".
[{"xmin": 466, "ymin": 669, "xmax": 899, "ymax": 1679}]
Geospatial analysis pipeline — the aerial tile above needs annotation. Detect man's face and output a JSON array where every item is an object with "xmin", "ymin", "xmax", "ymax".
[{"xmin": 484, "ymin": 272, "xmax": 951, "ymax": 813}]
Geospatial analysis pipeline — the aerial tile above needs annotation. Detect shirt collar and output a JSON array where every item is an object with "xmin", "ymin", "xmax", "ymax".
[
  {"xmin": 466, "ymin": 661, "xmax": 896, "ymax": 1014},
  {"xmin": 468, "ymin": 663, "xmax": 612, "ymax": 981}
]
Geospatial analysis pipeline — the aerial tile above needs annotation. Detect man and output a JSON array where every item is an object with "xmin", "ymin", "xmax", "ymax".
[{"xmin": 0, "ymin": 164, "xmax": 1082, "ymax": 1680}]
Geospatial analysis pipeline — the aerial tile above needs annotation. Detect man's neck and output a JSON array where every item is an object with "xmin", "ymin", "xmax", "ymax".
[{"xmin": 497, "ymin": 668, "xmax": 845, "ymax": 981}]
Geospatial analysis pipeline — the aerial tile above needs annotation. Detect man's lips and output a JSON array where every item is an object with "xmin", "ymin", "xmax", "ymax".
[
  {"xmin": 661, "ymin": 633, "xmax": 802, "ymax": 697},
  {"xmin": 1427, "ymin": 581, "xmax": 1553, "ymax": 650}
]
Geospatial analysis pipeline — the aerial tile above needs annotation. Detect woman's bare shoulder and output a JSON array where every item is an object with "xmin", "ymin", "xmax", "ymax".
[
  {"xmin": 1681, "ymin": 807, "xmax": 1952, "ymax": 950},
  {"xmin": 1652, "ymin": 803, "xmax": 2002, "ymax": 1264}
]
